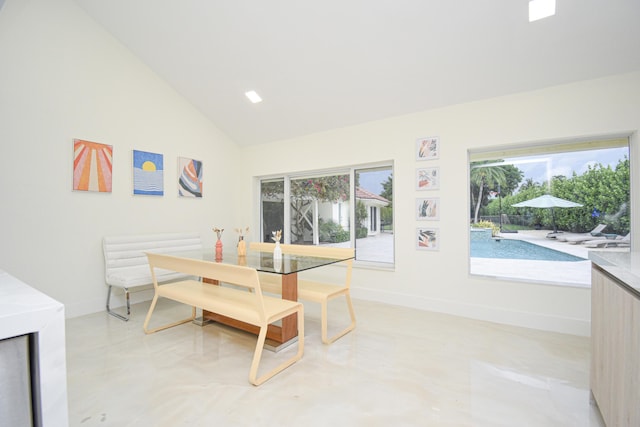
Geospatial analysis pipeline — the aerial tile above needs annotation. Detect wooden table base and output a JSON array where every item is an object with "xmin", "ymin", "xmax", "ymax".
[{"xmin": 202, "ymin": 273, "xmax": 298, "ymax": 350}]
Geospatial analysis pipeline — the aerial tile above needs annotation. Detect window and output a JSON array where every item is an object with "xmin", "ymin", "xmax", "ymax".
[
  {"xmin": 469, "ymin": 137, "xmax": 630, "ymax": 286},
  {"xmin": 260, "ymin": 178, "xmax": 284, "ymax": 244},
  {"xmin": 259, "ymin": 163, "xmax": 394, "ymax": 265},
  {"xmin": 370, "ymin": 207, "xmax": 377, "ymax": 232}
]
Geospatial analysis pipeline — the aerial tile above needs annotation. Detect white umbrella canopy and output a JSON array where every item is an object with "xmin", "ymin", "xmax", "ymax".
[
  {"xmin": 511, "ymin": 194, "xmax": 583, "ymax": 209},
  {"xmin": 511, "ymin": 195, "xmax": 583, "ymax": 232}
]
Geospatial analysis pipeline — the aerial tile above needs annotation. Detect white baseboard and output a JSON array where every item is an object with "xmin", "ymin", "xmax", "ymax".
[
  {"xmin": 65, "ymin": 287, "xmax": 154, "ymax": 319},
  {"xmin": 351, "ymin": 287, "xmax": 590, "ymax": 337}
]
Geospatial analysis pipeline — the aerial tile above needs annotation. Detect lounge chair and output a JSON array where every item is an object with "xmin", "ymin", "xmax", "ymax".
[
  {"xmin": 555, "ymin": 224, "xmax": 607, "ymax": 243},
  {"xmin": 583, "ymin": 233, "xmax": 630, "ymax": 248},
  {"xmin": 545, "ymin": 231, "xmax": 564, "ymax": 239}
]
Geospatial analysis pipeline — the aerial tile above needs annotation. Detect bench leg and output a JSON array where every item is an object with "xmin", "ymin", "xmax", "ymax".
[
  {"xmin": 249, "ymin": 306, "xmax": 305, "ymax": 386},
  {"xmin": 143, "ymin": 295, "xmax": 196, "ymax": 334},
  {"xmin": 106, "ymin": 285, "xmax": 130, "ymax": 322},
  {"xmin": 321, "ymin": 291, "xmax": 356, "ymax": 345}
]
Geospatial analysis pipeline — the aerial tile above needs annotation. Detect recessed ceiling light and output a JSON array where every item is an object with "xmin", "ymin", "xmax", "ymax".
[
  {"xmin": 245, "ymin": 90, "xmax": 262, "ymax": 103},
  {"xmin": 529, "ymin": 0, "xmax": 556, "ymax": 22}
]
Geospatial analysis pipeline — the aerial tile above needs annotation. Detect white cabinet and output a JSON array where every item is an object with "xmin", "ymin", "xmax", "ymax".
[
  {"xmin": 0, "ymin": 335, "xmax": 32, "ymax": 425},
  {"xmin": 591, "ymin": 266, "xmax": 640, "ymax": 426},
  {"xmin": 0, "ymin": 270, "xmax": 69, "ymax": 427}
]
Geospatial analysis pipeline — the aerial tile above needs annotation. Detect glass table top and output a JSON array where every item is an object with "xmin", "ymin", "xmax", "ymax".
[{"xmin": 167, "ymin": 247, "xmax": 352, "ymax": 275}]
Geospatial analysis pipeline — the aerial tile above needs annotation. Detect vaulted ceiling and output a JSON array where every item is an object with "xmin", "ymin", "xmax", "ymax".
[{"xmin": 74, "ymin": 0, "xmax": 640, "ymax": 146}]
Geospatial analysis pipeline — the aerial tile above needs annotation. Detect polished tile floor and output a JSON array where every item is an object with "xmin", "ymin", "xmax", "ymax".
[{"xmin": 65, "ymin": 298, "xmax": 605, "ymax": 426}]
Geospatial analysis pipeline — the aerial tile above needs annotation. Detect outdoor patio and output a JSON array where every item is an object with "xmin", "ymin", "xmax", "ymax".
[{"xmin": 354, "ymin": 231, "xmax": 394, "ymax": 264}]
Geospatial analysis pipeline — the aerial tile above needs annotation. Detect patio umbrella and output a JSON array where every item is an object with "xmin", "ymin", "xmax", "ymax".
[{"xmin": 511, "ymin": 194, "xmax": 583, "ymax": 232}]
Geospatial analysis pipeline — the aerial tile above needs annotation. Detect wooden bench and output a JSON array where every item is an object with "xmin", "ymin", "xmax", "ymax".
[
  {"xmin": 249, "ymin": 242, "xmax": 356, "ymax": 344},
  {"xmin": 144, "ymin": 252, "xmax": 304, "ymax": 386},
  {"xmin": 103, "ymin": 232, "xmax": 202, "ymax": 321}
]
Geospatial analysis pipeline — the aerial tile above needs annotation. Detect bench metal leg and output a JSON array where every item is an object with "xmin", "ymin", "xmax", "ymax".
[{"xmin": 106, "ymin": 285, "xmax": 131, "ymax": 321}]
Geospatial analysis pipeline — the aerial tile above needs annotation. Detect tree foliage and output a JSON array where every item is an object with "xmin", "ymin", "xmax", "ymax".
[
  {"xmin": 262, "ymin": 175, "xmax": 350, "ymax": 243},
  {"xmin": 470, "ymin": 161, "xmax": 522, "ymax": 223},
  {"xmin": 380, "ymin": 174, "xmax": 393, "ymax": 201},
  {"xmin": 355, "ymin": 199, "xmax": 368, "ymax": 234},
  {"xmin": 261, "ymin": 175, "xmax": 350, "ymax": 202},
  {"xmin": 481, "ymin": 157, "xmax": 630, "ymax": 234},
  {"xmin": 291, "ymin": 175, "xmax": 350, "ymax": 202},
  {"xmin": 380, "ymin": 174, "xmax": 393, "ymax": 229}
]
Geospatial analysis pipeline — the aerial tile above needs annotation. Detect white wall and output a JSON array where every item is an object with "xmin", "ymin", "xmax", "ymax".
[
  {"xmin": 241, "ymin": 72, "xmax": 640, "ymax": 336},
  {"xmin": 0, "ymin": 0, "xmax": 243, "ymax": 317},
  {"xmin": 2, "ymin": 0, "xmax": 639, "ymax": 337}
]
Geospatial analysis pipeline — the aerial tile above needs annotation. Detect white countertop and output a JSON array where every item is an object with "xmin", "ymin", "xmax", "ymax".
[
  {"xmin": 589, "ymin": 251, "xmax": 640, "ymax": 297},
  {"xmin": 0, "ymin": 270, "xmax": 64, "ymax": 335}
]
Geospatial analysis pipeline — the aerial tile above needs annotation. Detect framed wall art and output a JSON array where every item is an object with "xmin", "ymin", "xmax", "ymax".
[
  {"xmin": 73, "ymin": 139, "xmax": 112, "ymax": 193},
  {"xmin": 416, "ymin": 167, "xmax": 440, "ymax": 190},
  {"xmin": 133, "ymin": 150, "xmax": 164, "ymax": 196},
  {"xmin": 416, "ymin": 197, "xmax": 439, "ymax": 220},
  {"xmin": 415, "ymin": 136, "xmax": 439, "ymax": 160},
  {"xmin": 416, "ymin": 227, "xmax": 439, "ymax": 250},
  {"xmin": 177, "ymin": 156, "xmax": 203, "ymax": 198}
]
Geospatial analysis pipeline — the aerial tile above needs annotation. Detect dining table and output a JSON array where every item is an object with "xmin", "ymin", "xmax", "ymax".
[{"xmin": 173, "ymin": 246, "xmax": 353, "ymax": 350}]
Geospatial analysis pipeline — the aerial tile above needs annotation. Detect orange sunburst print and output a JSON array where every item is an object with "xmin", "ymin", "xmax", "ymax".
[{"xmin": 73, "ymin": 139, "xmax": 113, "ymax": 192}]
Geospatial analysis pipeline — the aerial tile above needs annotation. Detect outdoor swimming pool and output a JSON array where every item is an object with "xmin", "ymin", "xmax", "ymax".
[{"xmin": 470, "ymin": 229, "xmax": 586, "ymax": 262}]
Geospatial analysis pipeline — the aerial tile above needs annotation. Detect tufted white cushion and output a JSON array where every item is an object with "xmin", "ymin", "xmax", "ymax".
[{"xmin": 103, "ymin": 232, "xmax": 202, "ymax": 289}]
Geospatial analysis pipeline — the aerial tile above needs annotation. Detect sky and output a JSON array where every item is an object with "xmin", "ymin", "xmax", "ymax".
[
  {"xmin": 358, "ymin": 146, "xmax": 628, "ymax": 196},
  {"xmin": 358, "ymin": 170, "xmax": 392, "ymax": 195},
  {"xmin": 503, "ymin": 146, "xmax": 628, "ymax": 191}
]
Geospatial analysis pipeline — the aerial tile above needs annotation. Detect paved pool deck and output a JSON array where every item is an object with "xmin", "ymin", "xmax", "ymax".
[
  {"xmin": 470, "ymin": 229, "xmax": 629, "ymax": 287},
  {"xmin": 350, "ymin": 229, "xmax": 627, "ymax": 287}
]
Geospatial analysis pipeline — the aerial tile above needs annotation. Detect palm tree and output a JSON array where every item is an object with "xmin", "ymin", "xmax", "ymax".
[
  {"xmin": 470, "ymin": 162, "xmax": 508, "ymax": 223},
  {"xmin": 519, "ymin": 177, "xmax": 538, "ymax": 191}
]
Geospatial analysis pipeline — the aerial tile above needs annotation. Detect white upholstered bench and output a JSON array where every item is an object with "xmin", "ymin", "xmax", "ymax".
[{"xmin": 103, "ymin": 232, "xmax": 202, "ymax": 321}]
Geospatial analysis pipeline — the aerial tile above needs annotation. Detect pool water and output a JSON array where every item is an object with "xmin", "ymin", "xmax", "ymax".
[{"xmin": 470, "ymin": 229, "xmax": 586, "ymax": 262}]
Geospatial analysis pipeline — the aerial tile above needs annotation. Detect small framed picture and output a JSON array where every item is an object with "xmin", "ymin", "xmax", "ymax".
[
  {"xmin": 416, "ymin": 136, "xmax": 439, "ymax": 160},
  {"xmin": 177, "ymin": 156, "xmax": 203, "ymax": 198},
  {"xmin": 417, "ymin": 227, "xmax": 439, "ymax": 250},
  {"xmin": 416, "ymin": 197, "xmax": 439, "ymax": 220},
  {"xmin": 416, "ymin": 167, "xmax": 439, "ymax": 190}
]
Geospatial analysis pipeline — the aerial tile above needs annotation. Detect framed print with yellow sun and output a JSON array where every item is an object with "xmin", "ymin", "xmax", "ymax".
[{"xmin": 133, "ymin": 150, "xmax": 164, "ymax": 196}]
